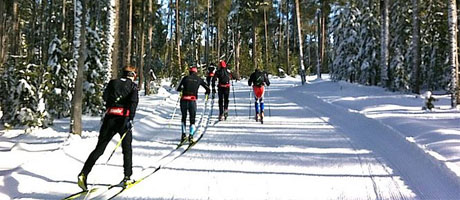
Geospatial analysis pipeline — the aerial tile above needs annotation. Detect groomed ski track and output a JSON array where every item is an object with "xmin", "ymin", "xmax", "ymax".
[
  {"xmin": 118, "ymin": 79, "xmax": 459, "ymax": 199},
  {"xmin": 3, "ymin": 77, "xmax": 459, "ymax": 199}
]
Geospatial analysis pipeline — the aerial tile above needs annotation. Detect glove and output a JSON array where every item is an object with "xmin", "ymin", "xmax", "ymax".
[{"xmin": 126, "ymin": 120, "xmax": 134, "ymax": 130}]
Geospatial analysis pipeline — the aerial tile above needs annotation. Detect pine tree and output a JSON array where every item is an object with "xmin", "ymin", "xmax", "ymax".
[
  {"xmin": 83, "ymin": 27, "xmax": 109, "ymax": 116},
  {"xmin": 43, "ymin": 36, "xmax": 72, "ymax": 119}
]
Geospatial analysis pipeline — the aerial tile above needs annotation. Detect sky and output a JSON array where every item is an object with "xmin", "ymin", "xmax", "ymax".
[{"xmin": 0, "ymin": 75, "xmax": 459, "ymax": 199}]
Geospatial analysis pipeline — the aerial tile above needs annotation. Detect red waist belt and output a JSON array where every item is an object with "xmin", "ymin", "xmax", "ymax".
[
  {"xmin": 219, "ymin": 84, "xmax": 230, "ymax": 88},
  {"xmin": 209, "ymin": 73, "xmax": 215, "ymax": 77},
  {"xmin": 182, "ymin": 95, "xmax": 197, "ymax": 101},
  {"xmin": 107, "ymin": 107, "xmax": 130, "ymax": 116}
]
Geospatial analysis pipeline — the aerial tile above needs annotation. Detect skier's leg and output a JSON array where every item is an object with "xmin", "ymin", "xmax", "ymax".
[
  {"xmin": 120, "ymin": 118, "xmax": 133, "ymax": 178},
  {"xmin": 189, "ymin": 101, "xmax": 197, "ymax": 135},
  {"xmin": 180, "ymin": 100, "xmax": 187, "ymax": 132},
  {"xmin": 224, "ymin": 88, "xmax": 230, "ymax": 111},
  {"xmin": 218, "ymin": 87, "xmax": 224, "ymax": 119},
  {"xmin": 259, "ymin": 97, "xmax": 264, "ymax": 112},
  {"xmin": 81, "ymin": 117, "xmax": 117, "ymax": 176}
]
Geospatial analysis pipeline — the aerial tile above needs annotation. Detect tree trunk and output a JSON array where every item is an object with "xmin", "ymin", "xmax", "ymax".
[
  {"xmin": 205, "ymin": 0, "xmax": 210, "ymax": 69},
  {"xmin": 252, "ymin": 20, "xmax": 257, "ymax": 70},
  {"xmin": 11, "ymin": 0, "xmax": 19, "ymax": 56},
  {"xmin": 316, "ymin": 9, "xmax": 321, "ymax": 79},
  {"xmin": 145, "ymin": 0, "xmax": 153, "ymax": 96},
  {"xmin": 320, "ymin": 1, "xmax": 328, "ymax": 75},
  {"xmin": 175, "ymin": 0, "xmax": 182, "ymax": 70},
  {"xmin": 285, "ymin": 0, "xmax": 290, "ymax": 76},
  {"xmin": 139, "ymin": 0, "xmax": 145, "ymax": 91},
  {"xmin": 71, "ymin": 0, "xmax": 87, "ymax": 135},
  {"xmin": 111, "ymin": 0, "xmax": 120, "ymax": 78},
  {"xmin": 294, "ymin": 0, "xmax": 305, "ymax": 84},
  {"xmin": 217, "ymin": 20, "xmax": 221, "ymax": 61},
  {"xmin": 448, "ymin": 0, "xmax": 459, "ymax": 107},
  {"xmin": 0, "ymin": 0, "xmax": 6, "ymax": 65},
  {"xmin": 380, "ymin": 0, "xmax": 389, "ymax": 87},
  {"xmin": 61, "ymin": 0, "xmax": 66, "ymax": 35},
  {"xmin": 278, "ymin": 0, "xmax": 283, "ymax": 71},
  {"xmin": 412, "ymin": 0, "xmax": 421, "ymax": 94},
  {"xmin": 264, "ymin": 1, "xmax": 269, "ymax": 71},
  {"xmin": 126, "ymin": 0, "xmax": 133, "ymax": 66}
]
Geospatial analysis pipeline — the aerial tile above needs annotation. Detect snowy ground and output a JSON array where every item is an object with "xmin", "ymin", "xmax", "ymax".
[{"xmin": 1, "ymin": 75, "xmax": 459, "ymax": 200}]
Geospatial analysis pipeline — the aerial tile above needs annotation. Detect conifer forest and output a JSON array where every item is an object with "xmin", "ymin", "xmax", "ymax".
[{"xmin": 0, "ymin": 0, "xmax": 459, "ymax": 133}]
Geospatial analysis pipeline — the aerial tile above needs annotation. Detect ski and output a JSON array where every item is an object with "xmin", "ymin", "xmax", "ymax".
[{"xmin": 62, "ymin": 188, "xmax": 98, "ymax": 200}]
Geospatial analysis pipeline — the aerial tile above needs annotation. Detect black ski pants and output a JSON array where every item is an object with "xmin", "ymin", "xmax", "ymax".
[
  {"xmin": 81, "ymin": 115, "xmax": 132, "ymax": 177},
  {"xmin": 218, "ymin": 87, "xmax": 230, "ymax": 116},
  {"xmin": 180, "ymin": 100, "xmax": 197, "ymax": 125}
]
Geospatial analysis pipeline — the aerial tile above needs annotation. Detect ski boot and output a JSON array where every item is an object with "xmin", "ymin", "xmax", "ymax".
[
  {"xmin": 180, "ymin": 133, "xmax": 188, "ymax": 144},
  {"xmin": 120, "ymin": 176, "xmax": 134, "ymax": 188},
  {"xmin": 77, "ymin": 172, "xmax": 87, "ymax": 191},
  {"xmin": 260, "ymin": 111, "xmax": 264, "ymax": 124},
  {"xmin": 189, "ymin": 134, "xmax": 196, "ymax": 144},
  {"xmin": 219, "ymin": 114, "xmax": 224, "ymax": 121},
  {"xmin": 224, "ymin": 109, "xmax": 229, "ymax": 120},
  {"xmin": 255, "ymin": 112, "xmax": 259, "ymax": 122}
]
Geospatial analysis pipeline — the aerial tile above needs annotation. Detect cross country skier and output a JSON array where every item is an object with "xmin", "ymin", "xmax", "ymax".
[
  {"xmin": 78, "ymin": 66, "xmax": 139, "ymax": 190},
  {"xmin": 248, "ymin": 68, "xmax": 270, "ymax": 123},
  {"xmin": 212, "ymin": 60, "xmax": 232, "ymax": 121},
  {"xmin": 177, "ymin": 65, "xmax": 210, "ymax": 143},
  {"xmin": 206, "ymin": 63, "xmax": 216, "ymax": 91}
]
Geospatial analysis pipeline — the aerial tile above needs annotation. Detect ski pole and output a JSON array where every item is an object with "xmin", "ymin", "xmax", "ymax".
[
  {"xmin": 168, "ymin": 92, "xmax": 181, "ymax": 128},
  {"xmin": 106, "ymin": 128, "xmax": 130, "ymax": 163},
  {"xmin": 84, "ymin": 126, "xmax": 132, "ymax": 200},
  {"xmin": 231, "ymin": 80, "xmax": 237, "ymax": 117}
]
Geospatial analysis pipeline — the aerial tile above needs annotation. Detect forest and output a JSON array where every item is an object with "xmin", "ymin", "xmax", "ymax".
[{"xmin": 0, "ymin": 0, "xmax": 459, "ymax": 134}]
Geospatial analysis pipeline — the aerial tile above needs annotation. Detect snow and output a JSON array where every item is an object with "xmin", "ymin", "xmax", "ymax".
[{"xmin": 1, "ymin": 75, "xmax": 460, "ymax": 199}]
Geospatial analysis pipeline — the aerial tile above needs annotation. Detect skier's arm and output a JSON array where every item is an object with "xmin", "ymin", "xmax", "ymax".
[
  {"xmin": 103, "ymin": 80, "xmax": 113, "ymax": 102},
  {"xmin": 211, "ymin": 72, "xmax": 218, "ymax": 92},
  {"xmin": 200, "ymin": 79, "xmax": 211, "ymax": 95},
  {"xmin": 176, "ymin": 77, "xmax": 184, "ymax": 92},
  {"xmin": 248, "ymin": 73, "xmax": 253, "ymax": 86},
  {"xmin": 265, "ymin": 72, "xmax": 270, "ymax": 86},
  {"xmin": 128, "ymin": 83, "xmax": 139, "ymax": 121}
]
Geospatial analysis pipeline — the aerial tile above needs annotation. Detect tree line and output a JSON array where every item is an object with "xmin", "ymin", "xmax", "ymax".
[{"xmin": 0, "ymin": 0, "xmax": 459, "ymax": 133}]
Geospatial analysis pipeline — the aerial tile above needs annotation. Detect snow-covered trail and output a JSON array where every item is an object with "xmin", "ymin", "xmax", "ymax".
[
  {"xmin": 2, "ymin": 77, "xmax": 459, "ymax": 200},
  {"xmin": 117, "ymin": 79, "xmax": 458, "ymax": 199}
]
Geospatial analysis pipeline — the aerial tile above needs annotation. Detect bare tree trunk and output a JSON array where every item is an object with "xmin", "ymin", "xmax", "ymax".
[
  {"xmin": 278, "ymin": 0, "xmax": 283, "ymax": 71},
  {"xmin": 448, "ymin": 0, "xmax": 459, "ymax": 107},
  {"xmin": 285, "ymin": 0, "xmax": 290, "ymax": 76},
  {"xmin": 71, "ymin": 0, "xmax": 87, "ymax": 135},
  {"xmin": 175, "ymin": 0, "xmax": 182, "ymax": 70},
  {"xmin": 111, "ymin": 0, "xmax": 120, "ymax": 78},
  {"xmin": 139, "ymin": 0, "xmax": 145, "ymax": 91},
  {"xmin": 205, "ymin": 0, "xmax": 210, "ymax": 69},
  {"xmin": 380, "ymin": 0, "xmax": 389, "ymax": 87},
  {"xmin": 320, "ymin": 1, "xmax": 327, "ymax": 75},
  {"xmin": 217, "ymin": 20, "xmax": 221, "ymax": 60},
  {"xmin": 316, "ymin": 9, "xmax": 321, "ymax": 79},
  {"xmin": 126, "ymin": 0, "xmax": 133, "ymax": 66},
  {"xmin": 252, "ymin": 20, "xmax": 257, "ymax": 70},
  {"xmin": 264, "ymin": 1, "xmax": 269, "ymax": 71},
  {"xmin": 0, "ymin": 0, "xmax": 6, "ymax": 65},
  {"xmin": 61, "ymin": 0, "xmax": 66, "ymax": 35},
  {"xmin": 294, "ymin": 0, "xmax": 305, "ymax": 84},
  {"xmin": 412, "ymin": 0, "xmax": 421, "ymax": 94},
  {"xmin": 11, "ymin": 0, "xmax": 19, "ymax": 56},
  {"xmin": 145, "ymin": 0, "xmax": 153, "ymax": 95}
]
